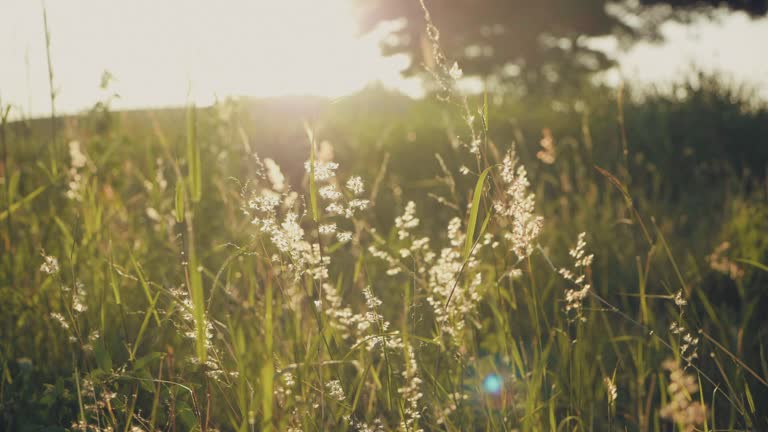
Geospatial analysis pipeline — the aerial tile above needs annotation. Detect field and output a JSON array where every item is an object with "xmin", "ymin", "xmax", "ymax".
[{"xmin": 1, "ymin": 50, "xmax": 768, "ymax": 431}]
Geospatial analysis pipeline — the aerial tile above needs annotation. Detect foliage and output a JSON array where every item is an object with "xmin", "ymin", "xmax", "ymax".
[
  {"xmin": 355, "ymin": 0, "xmax": 768, "ymax": 89},
  {"xmin": 1, "ymin": 66, "xmax": 767, "ymax": 432}
]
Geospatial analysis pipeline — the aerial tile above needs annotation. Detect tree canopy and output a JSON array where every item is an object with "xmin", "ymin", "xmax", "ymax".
[{"xmin": 355, "ymin": 0, "xmax": 767, "ymax": 89}]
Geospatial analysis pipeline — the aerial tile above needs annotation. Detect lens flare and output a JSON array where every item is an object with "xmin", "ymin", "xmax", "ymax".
[{"xmin": 482, "ymin": 373, "xmax": 502, "ymax": 395}]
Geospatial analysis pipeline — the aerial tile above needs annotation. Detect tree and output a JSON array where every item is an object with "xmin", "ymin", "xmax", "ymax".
[
  {"xmin": 641, "ymin": 0, "xmax": 766, "ymax": 15},
  {"xmin": 355, "ymin": 0, "xmax": 766, "ymax": 90}
]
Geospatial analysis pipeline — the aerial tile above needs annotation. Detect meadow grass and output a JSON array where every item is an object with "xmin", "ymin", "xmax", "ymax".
[{"xmin": 1, "ymin": 9, "xmax": 768, "ymax": 432}]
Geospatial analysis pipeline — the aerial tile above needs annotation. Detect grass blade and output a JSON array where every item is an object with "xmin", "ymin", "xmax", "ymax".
[
  {"xmin": 0, "ymin": 185, "xmax": 46, "ymax": 222},
  {"xmin": 735, "ymin": 258, "xmax": 768, "ymax": 273},
  {"xmin": 175, "ymin": 180, "xmax": 185, "ymax": 223},
  {"xmin": 130, "ymin": 254, "xmax": 161, "ymax": 326},
  {"xmin": 131, "ymin": 292, "xmax": 161, "ymax": 360},
  {"xmin": 464, "ymin": 166, "xmax": 491, "ymax": 261},
  {"xmin": 305, "ymin": 125, "xmax": 319, "ymax": 222},
  {"xmin": 187, "ymin": 242, "xmax": 207, "ymax": 363},
  {"xmin": 187, "ymin": 103, "xmax": 201, "ymax": 203}
]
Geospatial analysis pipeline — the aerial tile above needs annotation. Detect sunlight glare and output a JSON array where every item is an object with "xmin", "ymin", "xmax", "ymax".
[{"xmin": 0, "ymin": 0, "xmax": 415, "ymax": 117}]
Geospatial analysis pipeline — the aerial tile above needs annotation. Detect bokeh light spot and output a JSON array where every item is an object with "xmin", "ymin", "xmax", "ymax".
[{"xmin": 483, "ymin": 373, "xmax": 502, "ymax": 395}]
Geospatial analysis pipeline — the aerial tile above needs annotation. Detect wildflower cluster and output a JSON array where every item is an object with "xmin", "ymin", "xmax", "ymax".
[
  {"xmin": 494, "ymin": 148, "xmax": 543, "ymax": 259},
  {"xmin": 424, "ymin": 217, "xmax": 483, "ymax": 341},
  {"xmin": 536, "ymin": 128, "xmax": 556, "ymax": 164},
  {"xmin": 369, "ymin": 201, "xmax": 432, "ymax": 276},
  {"xmin": 245, "ymin": 147, "xmax": 369, "ymax": 287},
  {"xmin": 705, "ymin": 241, "xmax": 744, "ymax": 280},
  {"xmin": 669, "ymin": 290, "xmax": 699, "ymax": 364},
  {"xmin": 66, "ymin": 140, "xmax": 88, "ymax": 201},
  {"xmin": 603, "ymin": 376, "xmax": 618, "ymax": 407},
  {"xmin": 274, "ymin": 367, "xmax": 296, "ymax": 406},
  {"xmin": 321, "ymin": 282, "xmax": 393, "ymax": 350},
  {"xmin": 398, "ymin": 349, "xmax": 424, "ymax": 432},
  {"xmin": 169, "ymin": 284, "xmax": 217, "ymax": 370},
  {"xmin": 40, "ymin": 252, "xmax": 60, "ymax": 275},
  {"xmin": 326, "ymin": 379, "xmax": 345, "ymax": 401},
  {"xmin": 40, "ymin": 252, "xmax": 95, "ymax": 345},
  {"xmin": 346, "ymin": 416, "xmax": 385, "ymax": 432},
  {"xmin": 309, "ymin": 153, "xmax": 369, "ymax": 227},
  {"xmin": 660, "ymin": 359, "xmax": 707, "ymax": 432},
  {"xmin": 143, "ymin": 157, "xmax": 169, "ymax": 192},
  {"xmin": 370, "ymin": 201, "xmax": 489, "ymax": 343},
  {"xmin": 559, "ymin": 232, "xmax": 594, "ymax": 323}
]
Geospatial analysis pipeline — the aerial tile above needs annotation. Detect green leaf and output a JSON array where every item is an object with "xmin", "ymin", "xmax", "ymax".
[
  {"xmin": 188, "ymin": 245, "xmax": 207, "ymax": 363},
  {"xmin": 745, "ymin": 381, "xmax": 756, "ymax": 414},
  {"xmin": 186, "ymin": 103, "xmax": 201, "ymax": 203},
  {"xmin": 175, "ymin": 180, "xmax": 185, "ymax": 223},
  {"xmin": 108, "ymin": 249, "xmax": 121, "ymax": 305},
  {"xmin": 260, "ymin": 363, "xmax": 274, "ymax": 431},
  {"xmin": 463, "ymin": 166, "xmax": 491, "ymax": 261},
  {"xmin": 130, "ymin": 254, "xmax": 161, "ymax": 326},
  {"xmin": 8, "ymin": 170, "xmax": 19, "ymax": 203},
  {"xmin": 306, "ymin": 125, "xmax": 319, "ymax": 222},
  {"xmin": 131, "ymin": 292, "xmax": 161, "ymax": 360},
  {"xmin": 735, "ymin": 258, "xmax": 768, "ymax": 273},
  {"xmin": 0, "ymin": 185, "xmax": 46, "ymax": 222},
  {"xmin": 53, "ymin": 216, "xmax": 74, "ymax": 249}
]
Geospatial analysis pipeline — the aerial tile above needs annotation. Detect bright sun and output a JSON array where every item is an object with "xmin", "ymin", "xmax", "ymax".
[{"xmin": 0, "ymin": 0, "xmax": 414, "ymax": 117}]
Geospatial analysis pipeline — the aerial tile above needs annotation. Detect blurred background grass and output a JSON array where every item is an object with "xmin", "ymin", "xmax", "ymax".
[{"xmin": 1, "ymin": 69, "xmax": 766, "ymax": 429}]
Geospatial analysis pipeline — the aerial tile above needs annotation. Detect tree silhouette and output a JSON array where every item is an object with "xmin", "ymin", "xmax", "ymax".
[{"xmin": 355, "ymin": 0, "xmax": 766, "ymax": 89}]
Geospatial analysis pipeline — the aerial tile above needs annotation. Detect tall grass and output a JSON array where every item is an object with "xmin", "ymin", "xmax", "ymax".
[{"xmin": 1, "ymin": 5, "xmax": 767, "ymax": 432}]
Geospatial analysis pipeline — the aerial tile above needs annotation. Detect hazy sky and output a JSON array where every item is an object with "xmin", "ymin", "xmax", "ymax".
[{"xmin": 1, "ymin": 0, "xmax": 768, "ymax": 119}]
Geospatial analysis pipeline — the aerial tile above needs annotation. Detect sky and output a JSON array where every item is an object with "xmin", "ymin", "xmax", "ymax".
[{"xmin": 1, "ymin": 0, "xmax": 768, "ymax": 119}]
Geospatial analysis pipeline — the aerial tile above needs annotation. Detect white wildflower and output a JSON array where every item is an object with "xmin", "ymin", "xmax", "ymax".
[
  {"xmin": 449, "ymin": 61, "xmax": 463, "ymax": 80},
  {"xmin": 363, "ymin": 286, "xmax": 382, "ymax": 310},
  {"xmin": 305, "ymin": 160, "xmax": 339, "ymax": 181},
  {"xmin": 50, "ymin": 312, "xmax": 69, "ymax": 330},
  {"xmin": 326, "ymin": 380, "xmax": 345, "ymax": 401},
  {"xmin": 68, "ymin": 140, "xmax": 87, "ymax": 169},
  {"xmin": 319, "ymin": 185, "xmax": 342, "ymax": 201},
  {"xmin": 674, "ymin": 290, "xmax": 687, "ymax": 307},
  {"xmin": 536, "ymin": 128, "xmax": 556, "ymax": 164},
  {"xmin": 65, "ymin": 141, "xmax": 88, "ymax": 201},
  {"xmin": 40, "ymin": 254, "xmax": 60, "ymax": 275},
  {"xmin": 560, "ymin": 232, "xmax": 593, "ymax": 323},
  {"xmin": 73, "ymin": 288, "xmax": 88, "ymax": 313},
  {"xmin": 319, "ymin": 223, "xmax": 337, "ymax": 235},
  {"xmin": 494, "ymin": 148, "xmax": 543, "ymax": 259},
  {"xmin": 326, "ymin": 202, "xmax": 345, "ymax": 216},
  {"xmin": 395, "ymin": 201, "xmax": 419, "ymax": 240},
  {"xmin": 155, "ymin": 158, "xmax": 168, "ymax": 190},
  {"xmin": 146, "ymin": 207, "xmax": 162, "ymax": 222},
  {"xmin": 345, "ymin": 176, "xmax": 365, "ymax": 195},
  {"xmin": 603, "ymin": 376, "xmax": 617, "ymax": 406},
  {"xmin": 660, "ymin": 359, "xmax": 707, "ymax": 431},
  {"xmin": 65, "ymin": 168, "xmax": 85, "ymax": 201},
  {"xmin": 398, "ymin": 349, "xmax": 424, "ymax": 432},
  {"xmin": 468, "ymin": 138, "xmax": 481, "ymax": 155},
  {"xmin": 705, "ymin": 241, "xmax": 744, "ymax": 280},
  {"xmin": 248, "ymin": 191, "xmax": 281, "ymax": 213},
  {"xmin": 345, "ymin": 199, "xmax": 370, "ymax": 218},
  {"xmin": 447, "ymin": 217, "xmax": 463, "ymax": 247},
  {"xmin": 317, "ymin": 140, "xmax": 335, "ymax": 162},
  {"xmin": 263, "ymin": 158, "xmax": 286, "ymax": 192}
]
